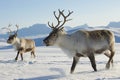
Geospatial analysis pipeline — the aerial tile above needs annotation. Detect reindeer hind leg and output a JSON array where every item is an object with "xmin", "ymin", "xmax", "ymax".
[
  {"xmin": 105, "ymin": 50, "xmax": 115, "ymax": 69},
  {"xmin": 20, "ymin": 53, "xmax": 23, "ymax": 61},
  {"xmin": 31, "ymin": 51, "xmax": 35, "ymax": 58}
]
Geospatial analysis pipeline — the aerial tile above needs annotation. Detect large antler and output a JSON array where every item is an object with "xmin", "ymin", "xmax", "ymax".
[
  {"xmin": 48, "ymin": 9, "xmax": 73, "ymax": 29},
  {"xmin": 2, "ymin": 24, "xmax": 12, "ymax": 35},
  {"xmin": 58, "ymin": 10, "xmax": 73, "ymax": 29},
  {"xmin": 48, "ymin": 9, "xmax": 63, "ymax": 29},
  {"xmin": 15, "ymin": 24, "xmax": 19, "ymax": 34}
]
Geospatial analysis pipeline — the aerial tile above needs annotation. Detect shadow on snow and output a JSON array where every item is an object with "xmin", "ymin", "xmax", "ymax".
[{"xmin": 15, "ymin": 68, "xmax": 66, "ymax": 80}]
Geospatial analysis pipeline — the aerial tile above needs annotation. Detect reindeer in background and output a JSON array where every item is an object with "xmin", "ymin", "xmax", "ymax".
[
  {"xmin": 43, "ymin": 9, "xmax": 115, "ymax": 73},
  {"xmin": 3, "ymin": 24, "xmax": 36, "ymax": 61}
]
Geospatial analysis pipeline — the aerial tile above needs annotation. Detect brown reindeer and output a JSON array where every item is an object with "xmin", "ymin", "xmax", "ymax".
[
  {"xmin": 43, "ymin": 9, "xmax": 115, "ymax": 73},
  {"xmin": 4, "ymin": 24, "xmax": 36, "ymax": 61}
]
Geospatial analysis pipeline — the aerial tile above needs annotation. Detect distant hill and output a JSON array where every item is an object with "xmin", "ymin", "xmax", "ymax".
[
  {"xmin": 0, "ymin": 24, "xmax": 51, "ymax": 39},
  {"xmin": 0, "ymin": 21, "xmax": 120, "ymax": 49},
  {"xmin": 0, "ymin": 24, "xmax": 72, "ymax": 40},
  {"xmin": 107, "ymin": 22, "xmax": 120, "ymax": 28},
  {"xmin": 18, "ymin": 24, "xmax": 51, "ymax": 37}
]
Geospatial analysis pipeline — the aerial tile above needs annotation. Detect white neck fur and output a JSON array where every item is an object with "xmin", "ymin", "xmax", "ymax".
[{"xmin": 12, "ymin": 37, "xmax": 20, "ymax": 45}]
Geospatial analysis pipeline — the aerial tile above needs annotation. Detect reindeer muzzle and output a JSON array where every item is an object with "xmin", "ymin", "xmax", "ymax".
[
  {"xmin": 43, "ymin": 39, "xmax": 49, "ymax": 46},
  {"xmin": 7, "ymin": 40, "xmax": 11, "ymax": 44}
]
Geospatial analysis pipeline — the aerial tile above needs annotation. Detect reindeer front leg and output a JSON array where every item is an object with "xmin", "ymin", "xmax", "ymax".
[
  {"xmin": 15, "ymin": 51, "xmax": 20, "ymax": 61},
  {"xmin": 18, "ymin": 47, "xmax": 24, "ymax": 61},
  {"xmin": 71, "ymin": 55, "xmax": 80, "ymax": 74},
  {"xmin": 88, "ymin": 53, "xmax": 97, "ymax": 71}
]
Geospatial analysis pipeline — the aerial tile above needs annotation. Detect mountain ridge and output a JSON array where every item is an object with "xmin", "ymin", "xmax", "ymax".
[{"xmin": 0, "ymin": 21, "xmax": 120, "ymax": 49}]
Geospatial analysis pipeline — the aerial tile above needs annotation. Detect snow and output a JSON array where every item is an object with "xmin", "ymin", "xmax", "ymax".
[
  {"xmin": 0, "ymin": 44, "xmax": 120, "ymax": 80},
  {"xmin": 0, "ymin": 42, "xmax": 10, "ymax": 48}
]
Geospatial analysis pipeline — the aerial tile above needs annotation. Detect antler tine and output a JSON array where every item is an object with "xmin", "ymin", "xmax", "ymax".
[
  {"xmin": 60, "ymin": 10, "xmax": 73, "ymax": 19},
  {"xmin": 48, "ymin": 21, "xmax": 54, "ymax": 29},
  {"xmin": 53, "ymin": 10, "xmax": 62, "ymax": 28},
  {"xmin": 2, "ymin": 24, "xmax": 12, "ymax": 35},
  {"xmin": 2, "ymin": 27, "xmax": 12, "ymax": 33},
  {"xmin": 66, "ymin": 10, "xmax": 73, "ymax": 17},
  {"xmin": 8, "ymin": 24, "xmax": 12, "ymax": 33},
  {"xmin": 53, "ymin": 11, "xmax": 58, "ymax": 20},
  {"xmin": 15, "ymin": 24, "xmax": 19, "ymax": 34},
  {"xmin": 48, "ymin": 9, "xmax": 73, "ymax": 30},
  {"xmin": 8, "ymin": 24, "xmax": 12, "ymax": 27},
  {"xmin": 52, "ymin": 23, "xmax": 54, "ymax": 27},
  {"xmin": 48, "ymin": 9, "xmax": 63, "ymax": 29},
  {"xmin": 58, "ymin": 10, "xmax": 73, "ymax": 29},
  {"xmin": 58, "ymin": 9, "xmax": 64, "ymax": 13}
]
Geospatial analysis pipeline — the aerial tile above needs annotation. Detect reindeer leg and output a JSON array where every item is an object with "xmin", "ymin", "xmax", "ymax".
[
  {"xmin": 33, "ymin": 51, "xmax": 36, "ymax": 58},
  {"xmin": 104, "ymin": 51, "xmax": 113, "ymax": 62},
  {"xmin": 31, "ymin": 51, "xmax": 35, "ymax": 58},
  {"xmin": 15, "ymin": 51, "xmax": 20, "ymax": 61},
  {"xmin": 88, "ymin": 53, "xmax": 97, "ymax": 71},
  {"xmin": 20, "ymin": 53, "xmax": 23, "ymax": 61},
  {"xmin": 106, "ymin": 50, "xmax": 115, "ymax": 69},
  {"xmin": 71, "ymin": 55, "xmax": 80, "ymax": 74},
  {"xmin": 19, "ymin": 47, "xmax": 24, "ymax": 61},
  {"xmin": 104, "ymin": 51, "xmax": 113, "ymax": 68}
]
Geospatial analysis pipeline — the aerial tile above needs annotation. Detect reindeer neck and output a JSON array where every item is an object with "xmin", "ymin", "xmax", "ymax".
[
  {"xmin": 52, "ymin": 30, "xmax": 67, "ymax": 46},
  {"xmin": 12, "ymin": 37, "xmax": 20, "ymax": 45},
  {"xmin": 56, "ymin": 34, "xmax": 74, "ymax": 48}
]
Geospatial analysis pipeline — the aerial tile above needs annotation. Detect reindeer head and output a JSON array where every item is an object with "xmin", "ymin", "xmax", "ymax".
[
  {"xmin": 5, "ymin": 25, "xmax": 19, "ymax": 44},
  {"xmin": 43, "ymin": 9, "xmax": 73, "ymax": 46}
]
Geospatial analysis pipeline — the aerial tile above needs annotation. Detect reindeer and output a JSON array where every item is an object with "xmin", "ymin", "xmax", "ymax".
[
  {"xmin": 43, "ymin": 9, "xmax": 115, "ymax": 73},
  {"xmin": 4, "ymin": 24, "xmax": 36, "ymax": 61}
]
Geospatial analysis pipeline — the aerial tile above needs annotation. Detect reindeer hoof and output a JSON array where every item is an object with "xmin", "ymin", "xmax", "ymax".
[
  {"xmin": 94, "ymin": 70, "xmax": 97, "ymax": 72},
  {"xmin": 70, "ymin": 70, "xmax": 74, "ymax": 74},
  {"xmin": 15, "ymin": 58, "xmax": 18, "ymax": 61}
]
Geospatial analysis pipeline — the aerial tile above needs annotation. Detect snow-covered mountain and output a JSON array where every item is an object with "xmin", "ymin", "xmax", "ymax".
[
  {"xmin": 107, "ymin": 21, "xmax": 120, "ymax": 28},
  {"xmin": 0, "ymin": 21, "xmax": 120, "ymax": 49},
  {"xmin": 0, "ymin": 24, "xmax": 73, "ymax": 39},
  {"xmin": 0, "ymin": 24, "xmax": 72, "ymax": 49},
  {"xmin": 0, "ymin": 24, "xmax": 51, "ymax": 39}
]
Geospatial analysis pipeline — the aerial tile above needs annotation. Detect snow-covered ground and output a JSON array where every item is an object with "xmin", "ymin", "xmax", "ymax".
[
  {"xmin": 0, "ymin": 42, "xmax": 10, "ymax": 48},
  {"xmin": 0, "ymin": 44, "xmax": 120, "ymax": 80}
]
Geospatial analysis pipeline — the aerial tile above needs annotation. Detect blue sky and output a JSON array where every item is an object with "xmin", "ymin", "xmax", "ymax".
[{"xmin": 0, "ymin": 0, "xmax": 120, "ymax": 28}]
